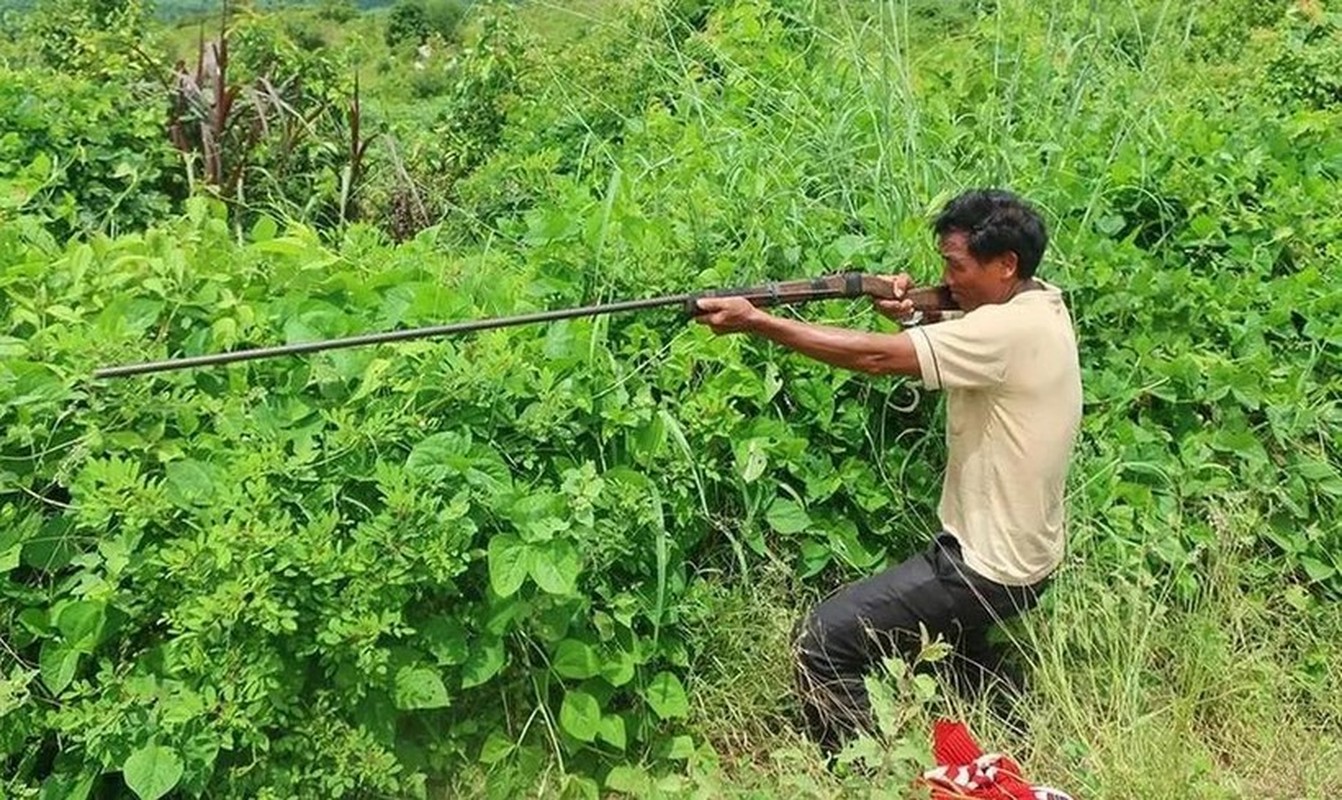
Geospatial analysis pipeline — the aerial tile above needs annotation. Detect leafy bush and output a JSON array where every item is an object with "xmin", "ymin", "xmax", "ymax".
[
  {"xmin": 4, "ymin": 197, "xmax": 902, "ymax": 795},
  {"xmin": 1264, "ymin": 5, "xmax": 1342, "ymax": 109},
  {"xmin": 24, "ymin": 0, "xmax": 158, "ymax": 79},
  {"xmin": 0, "ymin": 66, "xmax": 186, "ymax": 238}
]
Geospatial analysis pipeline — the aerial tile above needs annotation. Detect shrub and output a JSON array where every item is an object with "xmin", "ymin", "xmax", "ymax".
[{"xmin": 0, "ymin": 66, "xmax": 185, "ymax": 238}]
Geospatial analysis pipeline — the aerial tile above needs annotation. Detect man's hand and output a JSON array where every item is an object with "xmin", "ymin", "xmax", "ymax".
[
  {"xmin": 692, "ymin": 296, "xmax": 766, "ymax": 335},
  {"xmin": 871, "ymin": 273, "xmax": 940, "ymax": 326}
]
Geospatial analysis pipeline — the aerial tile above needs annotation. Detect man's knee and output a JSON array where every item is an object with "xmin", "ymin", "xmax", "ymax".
[
  {"xmin": 792, "ymin": 595, "xmax": 862, "ymax": 676},
  {"xmin": 792, "ymin": 596, "xmax": 919, "ymax": 681}
]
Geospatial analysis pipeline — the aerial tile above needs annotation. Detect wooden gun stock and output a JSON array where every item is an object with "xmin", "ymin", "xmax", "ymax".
[{"xmin": 684, "ymin": 272, "xmax": 957, "ymax": 316}]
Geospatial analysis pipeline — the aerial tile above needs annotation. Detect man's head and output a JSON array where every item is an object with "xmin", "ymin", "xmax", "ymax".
[{"xmin": 931, "ymin": 189, "xmax": 1048, "ymax": 311}]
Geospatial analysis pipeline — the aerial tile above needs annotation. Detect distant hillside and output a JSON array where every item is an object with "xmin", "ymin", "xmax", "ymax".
[
  {"xmin": 152, "ymin": 0, "xmax": 398, "ymax": 17},
  {"xmin": 0, "ymin": 0, "xmax": 401, "ymax": 19}
]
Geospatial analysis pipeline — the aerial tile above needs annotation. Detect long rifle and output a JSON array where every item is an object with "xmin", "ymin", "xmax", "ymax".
[{"xmin": 92, "ymin": 272, "xmax": 956, "ymax": 379}]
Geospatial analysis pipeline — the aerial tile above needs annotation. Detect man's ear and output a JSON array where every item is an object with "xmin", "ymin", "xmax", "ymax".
[{"xmin": 996, "ymin": 251, "xmax": 1019, "ymax": 280}]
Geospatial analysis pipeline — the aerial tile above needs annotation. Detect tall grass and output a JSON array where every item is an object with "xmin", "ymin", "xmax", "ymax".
[{"xmin": 669, "ymin": 507, "xmax": 1342, "ymax": 799}]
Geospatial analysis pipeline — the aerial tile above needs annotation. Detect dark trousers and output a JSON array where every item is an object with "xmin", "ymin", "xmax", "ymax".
[{"xmin": 793, "ymin": 532, "xmax": 1050, "ymax": 753}]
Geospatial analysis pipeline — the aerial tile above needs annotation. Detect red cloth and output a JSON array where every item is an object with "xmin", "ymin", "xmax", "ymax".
[{"xmin": 920, "ymin": 719, "xmax": 1075, "ymax": 800}]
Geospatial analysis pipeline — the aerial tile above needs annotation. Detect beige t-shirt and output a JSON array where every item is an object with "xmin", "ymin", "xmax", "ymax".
[{"xmin": 907, "ymin": 281, "xmax": 1082, "ymax": 586}]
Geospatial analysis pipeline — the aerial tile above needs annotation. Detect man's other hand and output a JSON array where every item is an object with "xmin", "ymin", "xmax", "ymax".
[
  {"xmin": 692, "ymin": 296, "xmax": 764, "ymax": 335},
  {"xmin": 872, "ymin": 273, "xmax": 940, "ymax": 325},
  {"xmin": 871, "ymin": 273, "xmax": 915, "ymax": 321}
]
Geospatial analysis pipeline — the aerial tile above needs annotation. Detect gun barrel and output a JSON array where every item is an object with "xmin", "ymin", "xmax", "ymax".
[
  {"xmin": 93, "ymin": 293, "xmax": 693, "ymax": 379},
  {"xmin": 92, "ymin": 273, "xmax": 958, "ymax": 379}
]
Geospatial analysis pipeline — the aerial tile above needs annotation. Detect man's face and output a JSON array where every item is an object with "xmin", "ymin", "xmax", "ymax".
[{"xmin": 938, "ymin": 230, "xmax": 1017, "ymax": 311}]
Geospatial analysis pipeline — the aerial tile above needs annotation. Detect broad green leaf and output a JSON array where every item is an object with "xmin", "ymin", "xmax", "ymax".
[
  {"xmin": 488, "ymin": 534, "xmax": 531, "ymax": 598},
  {"xmin": 0, "ymin": 516, "xmax": 33, "ymax": 575},
  {"xmin": 57, "ymin": 601, "xmax": 106, "ymax": 652},
  {"xmin": 552, "ymin": 639, "xmax": 599, "ymax": 679},
  {"xmin": 631, "ymin": 413, "xmax": 666, "ymax": 460},
  {"xmin": 1296, "ymin": 459, "xmax": 1342, "ymax": 496},
  {"xmin": 524, "ymin": 206, "xmax": 580, "ymax": 245},
  {"xmin": 162, "ymin": 687, "xmax": 204, "ymax": 725},
  {"xmin": 252, "ymin": 236, "xmax": 315, "ymax": 257},
  {"xmin": 643, "ymin": 671, "xmax": 689, "ymax": 720},
  {"xmin": 393, "ymin": 666, "xmax": 451, "ymax": 710},
  {"xmin": 349, "ymin": 358, "xmax": 393, "ymax": 404},
  {"xmin": 39, "ymin": 772, "xmax": 94, "ymax": 800},
  {"xmin": 123, "ymin": 744, "xmax": 183, "ymax": 800},
  {"xmin": 478, "ymin": 731, "xmax": 516, "ymax": 765},
  {"xmin": 406, "ymin": 431, "xmax": 472, "ymax": 483},
  {"xmin": 762, "ymin": 362, "xmax": 782, "ymax": 402},
  {"xmin": 832, "ymin": 233, "xmax": 874, "ymax": 260},
  {"xmin": 1300, "ymin": 556, "xmax": 1335, "ymax": 583},
  {"xmin": 39, "ymin": 641, "xmax": 79, "ymax": 696},
  {"xmin": 530, "ymin": 539, "xmax": 580, "ymax": 595},
  {"xmin": 597, "ymin": 714, "xmax": 626, "ymax": 750},
  {"xmin": 827, "ymin": 522, "xmax": 882, "ymax": 570},
  {"xmin": 535, "ymin": 598, "xmax": 576, "ymax": 642},
  {"xmin": 543, "ymin": 320, "xmax": 577, "ymax": 360},
  {"xmin": 421, "ymin": 617, "xmax": 469, "ymax": 666},
  {"xmin": 22, "ymin": 517, "xmax": 78, "ymax": 572},
  {"xmin": 164, "ymin": 460, "xmax": 214, "ymax": 506},
  {"xmin": 652, "ymin": 773, "xmax": 687, "ymax": 794},
  {"xmin": 560, "ymin": 775, "xmax": 599, "ymax": 800},
  {"xmin": 0, "ymin": 176, "xmax": 37, "ymax": 210},
  {"xmin": 466, "ymin": 448, "xmax": 514, "ymax": 494},
  {"xmin": 765, "ymin": 498, "xmax": 811, "ymax": 535},
  {"xmin": 1096, "ymin": 214, "xmax": 1125, "ymax": 236},
  {"xmin": 1283, "ymin": 584, "xmax": 1312, "ymax": 612},
  {"xmin": 4, "ymin": 361, "xmax": 64, "ymax": 407},
  {"xmin": 663, "ymin": 734, "xmax": 695, "ymax": 760},
  {"xmin": 0, "ymin": 542, "xmax": 20, "ymax": 573},
  {"xmin": 559, "ymin": 690, "xmax": 600, "ymax": 742},
  {"xmin": 736, "ymin": 438, "xmax": 768, "ymax": 483},
  {"xmin": 250, "ymin": 215, "xmax": 278, "ymax": 242},
  {"xmin": 793, "ymin": 378, "xmax": 834, "ymax": 425},
  {"xmin": 605, "ymin": 765, "xmax": 651, "ymax": 794},
  {"xmin": 599, "ymin": 649, "xmax": 636, "ymax": 687},
  {"xmin": 354, "ymin": 690, "xmax": 397, "ymax": 747},
  {"xmin": 799, "ymin": 537, "xmax": 831, "ymax": 578},
  {"xmin": 461, "ymin": 638, "xmax": 505, "ymax": 688}
]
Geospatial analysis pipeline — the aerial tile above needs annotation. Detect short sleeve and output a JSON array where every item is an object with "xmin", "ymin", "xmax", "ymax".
[{"xmin": 906, "ymin": 309, "xmax": 1011, "ymax": 390}]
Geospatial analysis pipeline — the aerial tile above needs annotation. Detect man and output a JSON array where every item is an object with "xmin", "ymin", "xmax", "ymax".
[{"xmin": 692, "ymin": 188, "xmax": 1082, "ymax": 753}]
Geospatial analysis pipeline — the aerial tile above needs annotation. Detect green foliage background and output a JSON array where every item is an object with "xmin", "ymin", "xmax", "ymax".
[{"xmin": 2, "ymin": 0, "xmax": 1340, "ymax": 797}]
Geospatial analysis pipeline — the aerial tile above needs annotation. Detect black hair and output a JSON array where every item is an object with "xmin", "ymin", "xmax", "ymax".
[{"xmin": 931, "ymin": 189, "xmax": 1048, "ymax": 279}]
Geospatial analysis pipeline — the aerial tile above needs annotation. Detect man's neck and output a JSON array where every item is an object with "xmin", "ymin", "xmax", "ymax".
[{"xmin": 996, "ymin": 278, "xmax": 1040, "ymax": 305}]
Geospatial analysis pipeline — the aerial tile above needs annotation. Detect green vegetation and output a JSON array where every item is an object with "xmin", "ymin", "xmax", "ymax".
[{"xmin": 2, "ymin": 0, "xmax": 1340, "ymax": 798}]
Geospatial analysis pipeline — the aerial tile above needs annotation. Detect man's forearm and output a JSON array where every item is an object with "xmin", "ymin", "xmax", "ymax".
[{"xmin": 746, "ymin": 313, "xmax": 921, "ymax": 377}]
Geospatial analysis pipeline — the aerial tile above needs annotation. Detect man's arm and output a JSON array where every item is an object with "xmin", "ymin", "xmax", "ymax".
[{"xmin": 692, "ymin": 296, "xmax": 921, "ymax": 378}]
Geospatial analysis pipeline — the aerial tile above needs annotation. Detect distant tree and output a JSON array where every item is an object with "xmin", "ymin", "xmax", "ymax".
[
  {"xmin": 385, "ymin": 0, "xmax": 469, "ymax": 48},
  {"xmin": 424, "ymin": 0, "xmax": 470, "ymax": 42},
  {"xmin": 317, "ymin": 0, "xmax": 359, "ymax": 22},
  {"xmin": 386, "ymin": 0, "xmax": 430, "ymax": 48}
]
